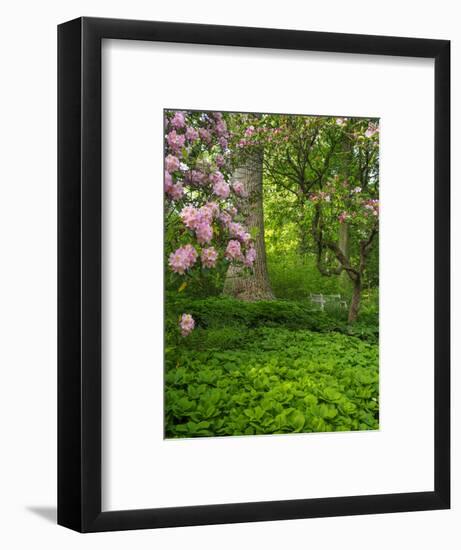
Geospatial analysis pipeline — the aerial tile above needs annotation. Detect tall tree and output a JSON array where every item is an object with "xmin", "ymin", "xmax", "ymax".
[
  {"xmin": 259, "ymin": 115, "xmax": 379, "ymax": 322},
  {"xmin": 338, "ymin": 131, "xmax": 352, "ymax": 292},
  {"xmin": 223, "ymin": 147, "xmax": 274, "ymax": 300}
]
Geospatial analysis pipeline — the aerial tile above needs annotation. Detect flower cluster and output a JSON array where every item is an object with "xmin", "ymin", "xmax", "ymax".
[
  {"xmin": 364, "ymin": 122, "xmax": 379, "ymax": 138},
  {"xmin": 225, "ymin": 239, "xmax": 242, "ymax": 260},
  {"xmin": 228, "ymin": 222, "xmax": 251, "ymax": 244},
  {"xmin": 232, "ymin": 180, "xmax": 247, "ymax": 197},
  {"xmin": 164, "ymin": 171, "xmax": 184, "ymax": 200},
  {"xmin": 164, "ymin": 110, "xmax": 257, "ymax": 278},
  {"xmin": 244, "ymin": 246, "xmax": 257, "ymax": 267},
  {"xmin": 201, "ymin": 247, "xmax": 218, "ymax": 268},
  {"xmin": 179, "ymin": 313, "xmax": 195, "ymax": 337},
  {"xmin": 165, "ymin": 154, "xmax": 180, "ymax": 174},
  {"xmin": 310, "ymin": 191, "xmax": 331, "ymax": 203},
  {"xmin": 166, "ymin": 130, "xmax": 186, "ymax": 153},
  {"xmin": 363, "ymin": 198, "xmax": 379, "ymax": 216},
  {"xmin": 338, "ymin": 211, "xmax": 350, "ymax": 224},
  {"xmin": 210, "ymin": 171, "xmax": 230, "ymax": 199},
  {"xmin": 168, "ymin": 244, "xmax": 197, "ymax": 275}
]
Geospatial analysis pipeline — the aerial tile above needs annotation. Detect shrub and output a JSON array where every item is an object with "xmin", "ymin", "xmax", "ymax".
[{"xmin": 165, "ymin": 294, "xmax": 378, "ymax": 343}]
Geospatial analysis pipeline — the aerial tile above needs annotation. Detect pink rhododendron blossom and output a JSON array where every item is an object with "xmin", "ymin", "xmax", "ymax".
[
  {"xmin": 227, "ymin": 206, "xmax": 238, "ymax": 218},
  {"xmin": 179, "ymin": 313, "xmax": 195, "ymax": 336},
  {"xmin": 225, "ymin": 240, "xmax": 242, "ymax": 260},
  {"xmin": 185, "ymin": 126, "xmax": 199, "ymax": 142},
  {"xmin": 218, "ymin": 137, "xmax": 228, "ymax": 150},
  {"xmin": 166, "ymin": 182, "xmax": 184, "ymax": 201},
  {"xmin": 213, "ymin": 180, "xmax": 230, "ymax": 199},
  {"xmin": 201, "ymin": 247, "xmax": 218, "ymax": 268},
  {"xmin": 202, "ymin": 202, "xmax": 219, "ymax": 219},
  {"xmin": 180, "ymin": 205, "xmax": 199, "ymax": 229},
  {"xmin": 338, "ymin": 211, "xmax": 349, "ymax": 224},
  {"xmin": 183, "ymin": 244, "xmax": 198, "ymax": 264},
  {"xmin": 180, "ymin": 204, "xmax": 219, "ymax": 233},
  {"xmin": 243, "ymin": 246, "xmax": 256, "ymax": 267},
  {"xmin": 165, "ymin": 154, "xmax": 180, "ymax": 173},
  {"xmin": 206, "ymin": 201, "xmax": 220, "ymax": 216},
  {"xmin": 215, "ymin": 154, "xmax": 225, "ymax": 167},
  {"xmin": 164, "ymin": 171, "xmax": 184, "ymax": 200},
  {"xmin": 241, "ymin": 232, "xmax": 251, "ymax": 244},
  {"xmin": 167, "ymin": 130, "xmax": 186, "ymax": 152},
  {"xmin": 195, "ymin": 222, "xmax": 213, "ymax": 244},
  {"xmin": 232, "ymin": 180, "xmax": 246, "ymax": 197},
  {"xmin": 164, "ymin": 171, "xmax": 173, "ymax": 188},
  {"xmin": 198, "ymin": 206, "xmax": 213, "ymax": 224},
  {"xmin": 170, "ymin": 111, "xmax": 185, "ymax": 129},
  {"xmin": 363, "ymin": 198, "xmax": 379, "ymax": 216},
  {"xmin": 228, "ymin": 221, "xmax": 251, "ymax": 244},
  {"xmin": 365, "ymin": 123, "xmax": 379, "ymax": 138},
  {"xmin": 198, "ymin": 128, "xmax": 211, "ymax": 143},
  {"xmin": 218, "ymin": 211, "xmax": 232, "ymax": 228},
  {"xmin": 228, "ymin": 222, "xmax": 246, "ymax": 240},
  {"xmin": 185, "ymin": 170, "xmax": 206, "ymax": 186},
  {"xmin": 192, "ymin": 170, "xmax": 206, "ymax": 185},
  {"xmin": 245, "ymin": 125, "xmax": 255, "ymax": 137},
  {"xmin": 168, "ymin": 244, "xmax": 197, "ymax": 274},
  {"xmin": 353, "ymin": 186, "xmax": 362, "ymax": 194},
  {"xmin": 209, "ymin": 171, "xmax": 224, "ymax": 185},
  {"xmin": 215, "ymin": 119, "xmax": 228, "ymax": 136}
]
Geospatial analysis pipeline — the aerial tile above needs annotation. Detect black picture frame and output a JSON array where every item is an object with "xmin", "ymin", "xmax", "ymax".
[{"xmin": 58, "ymin": 16, "xmax": 450, "ymax": 532}]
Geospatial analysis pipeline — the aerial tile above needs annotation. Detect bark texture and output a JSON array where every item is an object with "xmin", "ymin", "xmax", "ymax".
[
  {"xmin": 348, "ymin": 278, "xmax": 362, "ymax": 323},
  {"xmin": 338, "ymin": 222, "xmax": 351, "ymax": 291},
  {"xmin": 223, "ymin": 148, "xmax": 274, "ymax": 301}
]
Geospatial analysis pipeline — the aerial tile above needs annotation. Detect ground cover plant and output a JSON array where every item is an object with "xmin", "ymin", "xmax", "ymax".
[{"xmin": 164, "ymin": 109, "xmax": 379, "ymax": 438}]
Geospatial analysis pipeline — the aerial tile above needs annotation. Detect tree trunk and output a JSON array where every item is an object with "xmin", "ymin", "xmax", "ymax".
[
  {"xmin": 298, "ymin": 201, "xmax": 309, "ymax": 256},
  {"xmin": 348, "ymin": 278, "xmax": 361, "ymax": 323},
  {"xmin": 339, "ymin": 134, "xmax": 352, "ymax": 291},
  {"xmin": 339, "ymin": 223, "xmax": 349, "ymax": 259},
  {"xmin": 338, "ymin": 222, "xmax": 351, "ymax": 291},
  {"xmin": 223, "ymin": 148, "xmax": 274, "ymax": 301}
]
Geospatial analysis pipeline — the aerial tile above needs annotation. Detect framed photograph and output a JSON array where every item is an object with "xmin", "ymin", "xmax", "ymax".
[{"xmin": 58, "ymin": 17, "xmax": 450, "ymax": 532}]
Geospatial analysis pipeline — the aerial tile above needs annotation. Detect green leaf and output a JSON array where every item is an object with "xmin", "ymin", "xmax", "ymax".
[{"xmin": 289, "ymin": 410, "xmax": 305, "ymax": 432}]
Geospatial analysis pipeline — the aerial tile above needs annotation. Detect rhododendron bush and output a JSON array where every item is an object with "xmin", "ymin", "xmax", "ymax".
[
  {"xmin": 165, "ymin": 110, "xmax": 255, "ymax": 271},
  {"xmin": 164, "ymin": 110, "xmax": 257, "ymax": 332}
]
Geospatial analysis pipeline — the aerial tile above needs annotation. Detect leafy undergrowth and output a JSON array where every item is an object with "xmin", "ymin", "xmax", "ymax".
[
  {"xmin": 165, "ymin": 317, "xmax": 379, "ymax": 438},
  {"xmin": 165, "ymin": 294, "xmax": 379, "ymax": 344}
]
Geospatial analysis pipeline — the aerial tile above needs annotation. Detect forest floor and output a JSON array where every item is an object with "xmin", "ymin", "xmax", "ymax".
[{"xmin": 165, "ymin": 296, "xmax": 379, "ymax": 438}]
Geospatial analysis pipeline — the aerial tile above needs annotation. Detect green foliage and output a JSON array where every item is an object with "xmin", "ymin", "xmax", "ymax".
[
  {"xmin": 267, "ymin": 253, "xmax": 344, "ymax": 300},
  {"xmin": 163, "ymin": 111, "xmax": 380, "ymax": 439},
  {"xmin": 165, "ymin": 322, "xmax": 379, "ymax": 438},
  {"xmin": 165, "ymin": 295, "xmax": 378, "ymax": 344}
]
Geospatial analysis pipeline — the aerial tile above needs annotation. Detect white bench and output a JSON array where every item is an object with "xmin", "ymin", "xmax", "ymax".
[{"xmin": 310, "ymin": 293, "xmax": 347, "ymax": 311}]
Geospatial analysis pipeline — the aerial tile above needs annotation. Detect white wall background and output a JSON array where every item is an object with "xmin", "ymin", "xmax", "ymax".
[{"xmin": 0, "ymin": 1, "xmax": 457, "ymax": 548}]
